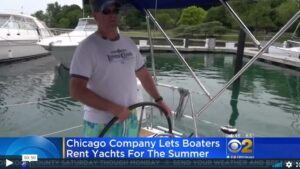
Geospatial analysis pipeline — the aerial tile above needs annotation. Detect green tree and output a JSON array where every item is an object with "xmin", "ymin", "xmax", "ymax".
[
  {"xmin": 227, "ymin": 0, "xmax": 256, "ymax": 29},
  {"xmin": 63, "ymin": 5, "xmax": 82, "ymax": 28},
  {"xmin": 124, "ymin": 5, "xmax": 145, "ymax": 29},
  {"xmin": 205, "ymin": 6, "xmax": 231, "ymax": 27},
  {"xmin": 247, "ymin": 0, "xmax": 276, "ymax": 33},
  {"xmin": 57, "ymin": 18, "xmax": 70, "ymax": 28},
  {"xmin": 32, "ymin": 10, "xmax": 47, "ymax": 21},
  {"xmin": 154, "ymin": 9, "xmax": 182, "ymax": 29},
  {"xmin": 156, "ymin": 13, "xmax": 175, "ymax": 29},
  {"xmin": 270, "ymin": 0, "xmax": 285, "ymax": 8},
  {"xmin": 275, "ymin": 0, "xmax": 299, "ymax": 26},
  {"xmin": 177, "ymin": 6, "xmax": 207, "ymax": 26},
  {"xmin": 46, "ymin": 2, "xmax": 62, "ymax": 27},
  {"xmin": 199, "ymin": 21, "xmax": 227, "ymax": 37},
  {"xmin": 41, "ymin": 2, "xmax": 82, "ymax": 28},
  {"xmin": 174, "ymin": 21, "xmax": 226, "ymax": 38},
  {"xmin": 83, "ymin": 4, "xmax": 92, "ymax": 17},
  {"xmin": 156, "ymin": 9, "xmax": 182, "ymax": 24}
]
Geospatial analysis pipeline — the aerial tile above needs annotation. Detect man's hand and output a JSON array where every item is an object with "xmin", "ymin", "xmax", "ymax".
[
  {"xmin": 113, "ymin": 105, "xmax": 131, "ymax": 122},
  {"xmin": 157, "ymin": 101, "xmax": 172, "ymax": 117}
]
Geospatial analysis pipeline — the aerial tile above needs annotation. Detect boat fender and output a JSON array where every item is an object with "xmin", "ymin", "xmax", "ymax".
[{"xmin": 220, "ymin": 125, "xmax": 238, "ymax": 135}]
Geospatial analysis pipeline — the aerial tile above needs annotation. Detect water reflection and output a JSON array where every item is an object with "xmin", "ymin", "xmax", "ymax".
[
  {"xmin": 148, "ymin": 52, "xmax": 300, "ymax": 136},
  {"xmin": 291, "ymin": 111, "xmax": 300, "ymax": 134},
  {"xmin": 0, "ymin": 52, "xmax": 299, "ymax": 136},
  {"xmin": 0, "ymin": 57, "xmax": 83, "ymax": 136},
  {"xmin": 39, "ymin": 65, "xmax": 80, "ymax": 116}
]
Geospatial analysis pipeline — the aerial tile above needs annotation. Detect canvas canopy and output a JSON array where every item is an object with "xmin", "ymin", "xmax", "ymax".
[{"xmin": 83, "ymin": 0, "xmax": 226, "ymax": 10}]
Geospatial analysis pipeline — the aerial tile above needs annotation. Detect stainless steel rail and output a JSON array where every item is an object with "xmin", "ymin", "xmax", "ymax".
[
  {"xmin": 145, "ymin": 9, "xmax": 212, "ymax": 100},
  {"xmin": 196, "ymin": 11, "xmax": 300, "ymax": 118},
  {"xmin": 146, "ymin": 15, "xmax": 157, "ymax": 82},
  {"xmin": 219, "ymin": 0, "xmax": 261, "ymax": 48}
]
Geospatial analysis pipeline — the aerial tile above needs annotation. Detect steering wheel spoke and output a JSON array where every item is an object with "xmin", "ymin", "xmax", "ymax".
[{"xmin": 98, "ymin": 102, "xmax": 173, "ymax": 137}]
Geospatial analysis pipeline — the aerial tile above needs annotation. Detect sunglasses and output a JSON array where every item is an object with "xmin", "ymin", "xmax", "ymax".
[{"xmin": 102, "ymin": 8, "xmax": 120, "ymax": 15}]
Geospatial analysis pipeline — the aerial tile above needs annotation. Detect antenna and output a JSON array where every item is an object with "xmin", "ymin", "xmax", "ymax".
[
  {"xmin": 292, "ymin": 21, "xmax": 300, "ymax": 39},
  {"xmin": 82, "ymin": 0, "xmax": 85, "ymax": 18},
  {"xmin": 20, "ymin": 0, "xmax": 23, "ymax": 14}
]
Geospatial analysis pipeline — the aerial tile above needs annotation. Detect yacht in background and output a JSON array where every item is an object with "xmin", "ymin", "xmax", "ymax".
[
  {"xmin": 0, "ymin": 12, "xmax": 52, "ymax": 63},
  {"xmin": 38, "ymin": 18, "xmax": 97, "ymax": 68},
  {"xmin": 268, "ymin": 21, "xmax": 300, "ymax": 60},
  {"xmin": 268, "ymin": 40, "xmax": 300, "ymax": 59}
]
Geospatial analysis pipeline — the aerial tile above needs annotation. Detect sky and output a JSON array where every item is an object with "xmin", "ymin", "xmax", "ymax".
[{"xmin": 0, "ymin": 0, "xmax": 83, "ymax": 15}]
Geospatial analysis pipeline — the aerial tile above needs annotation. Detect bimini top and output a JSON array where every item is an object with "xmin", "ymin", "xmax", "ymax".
[
  {"xmin": 84, "ymin": 0, "xmax": 227, "ymax": 10},
  {"xmin": 128, "ymin": 0, "xmax": 226, "ymax": 10}
]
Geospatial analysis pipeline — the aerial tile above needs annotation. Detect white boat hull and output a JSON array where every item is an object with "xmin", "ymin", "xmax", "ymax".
[
  {"xmin": 268, "ymin": 46, "xmax": 300, "ymax": 59},
  {"xmin": 37, "ymin": 18, "xmax": 97, "ymax": 68},
  {"xmin": 0, "ymin": 40, "xmax": 49, "ymax": 62},
  {"xmin": 51, "ymin": 45, "xmax": 77, "ymax": 69},
  {"xmin": 0, "ymin": 12, "xmax": 52, "ymax": 63}
]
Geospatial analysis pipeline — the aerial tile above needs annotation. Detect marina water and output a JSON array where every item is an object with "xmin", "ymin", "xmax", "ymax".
[{"xmin": 0, "ymin": 53, "xmax": 299, "ymax": 137}]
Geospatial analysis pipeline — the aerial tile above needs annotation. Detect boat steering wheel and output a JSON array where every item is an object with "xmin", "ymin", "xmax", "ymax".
[{"xmin": 98, "ymin": 102, "xmax": 172, "ymax": 137}]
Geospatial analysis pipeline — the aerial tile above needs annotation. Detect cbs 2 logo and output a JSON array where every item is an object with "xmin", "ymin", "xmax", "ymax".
[{"xmin": 228, "ymin": 139, "xmax": 253, "ymax": 153}]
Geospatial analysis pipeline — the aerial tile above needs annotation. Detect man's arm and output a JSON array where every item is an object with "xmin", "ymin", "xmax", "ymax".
[
  {"xmin": 135, "ymin": 67, "xmax": 172, "ymax": 116},
  {"xmin": 70, "ymin": 76, "xmax": 131, "ymax": 121}
]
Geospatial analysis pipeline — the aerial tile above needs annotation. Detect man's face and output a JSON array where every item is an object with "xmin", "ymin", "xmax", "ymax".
[{"xmin": 93, "ymin": 4, "xmax": 120, "ymax": 31}]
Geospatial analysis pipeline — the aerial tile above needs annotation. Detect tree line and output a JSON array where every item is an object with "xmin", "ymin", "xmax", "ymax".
[
  {"xmin": 32, "ymin": 2, "xmax": 83, "ymax": 28},
  {"xmin": 32, "ymin": 0, "xmax": 299, "ymax": 37}
]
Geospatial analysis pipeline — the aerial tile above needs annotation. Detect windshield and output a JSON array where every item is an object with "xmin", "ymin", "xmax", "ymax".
[
  {"xmin": 0, "ymin": 15, "xmax": 10, "ymax": 27},
  {"xmin": 75, "ymin": 18, "xmax": 97, "ymax": 31},
  {"xmin": 75, "ymin": 19, "xmax": 86, "ymax": 30},
  {"xmin": 85, "ymin": 19, "xmax": 97, "ymax": 31}
]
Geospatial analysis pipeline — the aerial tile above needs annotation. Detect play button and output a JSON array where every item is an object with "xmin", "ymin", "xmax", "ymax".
[{"xmin": 5, "ymin": 159, "xmax": 13, "ymax": 167}]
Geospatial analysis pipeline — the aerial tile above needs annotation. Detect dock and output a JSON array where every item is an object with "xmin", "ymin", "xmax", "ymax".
[
  {"xmin": 138, "ymin": 44, "xmax": 300, "ymax": 69},
  {"xmin": 0, "ymin": 39, "xmax": 299, "ymax": 69},
  {"xmin": 244, "ymin": 48, "xmax": 300, "ymax": 69}
]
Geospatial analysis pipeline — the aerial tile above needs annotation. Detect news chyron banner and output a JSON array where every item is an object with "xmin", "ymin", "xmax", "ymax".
[{"xmin": 0, "ymin": 136, "xmax": 300, "ymax": 159}]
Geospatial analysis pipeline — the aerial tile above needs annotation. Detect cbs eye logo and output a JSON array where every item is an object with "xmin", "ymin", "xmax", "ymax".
[{"xmin": 228, "ymin": 139, "xmax": 253, "ymax": 154}]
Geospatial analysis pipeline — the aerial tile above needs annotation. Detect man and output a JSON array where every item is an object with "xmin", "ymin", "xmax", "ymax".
[{"xmin": 70, "ymin": 0, "xmax": 171, "ymax": 137}]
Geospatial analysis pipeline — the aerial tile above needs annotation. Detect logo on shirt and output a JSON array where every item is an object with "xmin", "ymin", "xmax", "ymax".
[{"xmin": 107, "ymin": 49, "xmax": 134, "ymax": 64}]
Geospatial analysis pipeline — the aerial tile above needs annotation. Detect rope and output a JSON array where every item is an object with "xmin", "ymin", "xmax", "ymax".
[
  {"xmin": 0, "ymin": 97, "xmax": 72, "ymax": 108},
  {"xmin": 41, "ymin": 124, "xmax": 83, "ymax": 137}
]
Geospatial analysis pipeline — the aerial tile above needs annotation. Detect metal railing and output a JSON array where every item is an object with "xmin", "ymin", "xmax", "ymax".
[
  {"xmin": 196, "ymin": 11, "xmax": 300, "ymax": 118},
  {"xmin": 143, "ymin": 4, "xmax": 300, "ymax": 137},
  {"xmin": 145, "ymin": 9, "xmax": 212, "ymax": 100}
]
